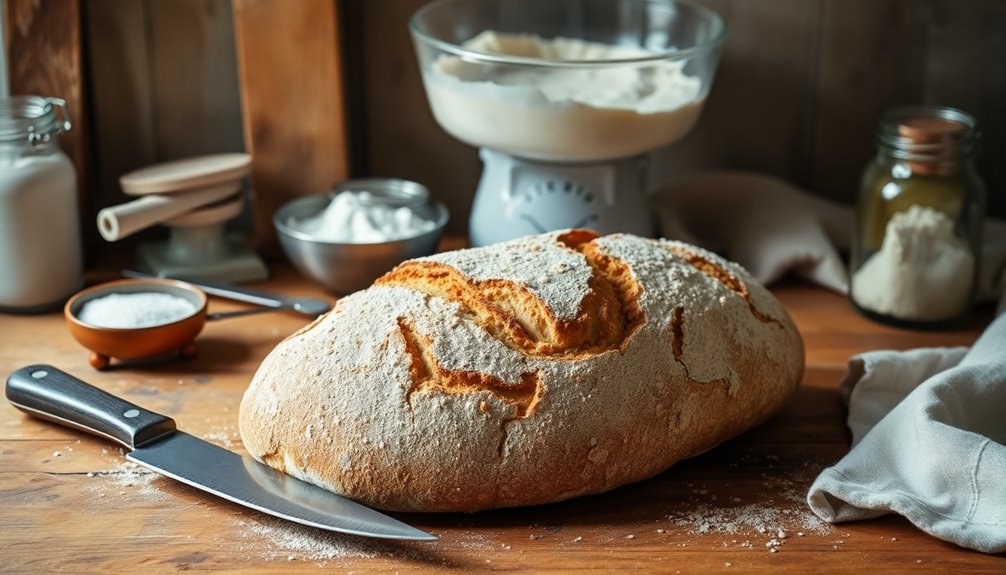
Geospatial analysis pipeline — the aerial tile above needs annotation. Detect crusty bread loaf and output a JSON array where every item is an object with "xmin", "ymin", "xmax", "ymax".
[{"xmin": 239, "ymin": 230, "xmax": 804, "ymax": 512}]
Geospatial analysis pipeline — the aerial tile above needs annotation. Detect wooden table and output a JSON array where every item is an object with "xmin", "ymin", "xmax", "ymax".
[{"xmin": 1, "ymin": 266, "xmax": 1003, "ymax": 573}]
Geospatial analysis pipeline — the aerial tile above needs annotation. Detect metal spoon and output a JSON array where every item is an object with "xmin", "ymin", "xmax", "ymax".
[{"xmin": 121, "ymin": 270, "xmax": 331, "ymax": 318}]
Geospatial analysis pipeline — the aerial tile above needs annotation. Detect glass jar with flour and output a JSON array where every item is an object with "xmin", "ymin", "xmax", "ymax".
[
  {"xmin": 850, "ymin": 106, "xmax": 985, "ymax": 329},
  {"xmin": 0, "ymin": 96, "xmax": 82, "ymax": 312}
]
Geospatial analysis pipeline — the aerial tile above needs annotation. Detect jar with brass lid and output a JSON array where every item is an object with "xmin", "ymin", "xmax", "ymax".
[{"xmin": 850, "ymin": 106, "xmax": 985, "ymax": 329}]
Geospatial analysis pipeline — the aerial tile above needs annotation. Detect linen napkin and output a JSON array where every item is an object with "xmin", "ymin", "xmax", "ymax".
[
  {"xmin": 651, "ymin": 170, "xmax": 1006, "ymax": 305},
  {"xmin": 806, "ymin": 313, "xmax": 1006, "ymax": 554},
  {"xmin": 653, "ymin": 171, "xmax": 852, "ymax": 293}
]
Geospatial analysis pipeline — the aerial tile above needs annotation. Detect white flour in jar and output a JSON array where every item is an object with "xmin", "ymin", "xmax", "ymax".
[
  {"xmin": 0, "ymin": 151, "xmax": 81, "ymax": 309},
  {"xmin": 78, "ymin": 292, "xmax": 197, "ymax": 328},
  {"xmin": 851, "ymin": 205, "xmax": 975, "ymax": 321},
  {"xmin": 291, "ymin": 191, "xmax": 436, "ymax": 243},
  {"xmin": 423, "ymin": 31, "xmax": 705, "ymax": 162}
]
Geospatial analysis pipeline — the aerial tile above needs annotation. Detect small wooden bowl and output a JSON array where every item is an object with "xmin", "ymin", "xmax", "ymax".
[{"xmin": 64, "ymin": 279, "xmax": 208, "ymax": 369}]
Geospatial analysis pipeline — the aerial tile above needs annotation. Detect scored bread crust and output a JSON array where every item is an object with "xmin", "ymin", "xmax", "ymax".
[{"xmin": 239, "ymin": 230, "xmax": 804, "ymax": 512}]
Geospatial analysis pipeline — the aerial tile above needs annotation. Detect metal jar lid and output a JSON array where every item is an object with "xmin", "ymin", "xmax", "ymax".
[
  {"xmin": 0, "ymin": 95, "xmax": 72, "ymax": 147},
  {"xmin": 875, "ymin": 106, "xmax": 979, "ymax": 160}
]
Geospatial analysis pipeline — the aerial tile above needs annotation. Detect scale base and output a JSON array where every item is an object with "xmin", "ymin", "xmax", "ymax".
[
  {"xmin": 136, "ymin": 234, "xmax": 268, "ymax": 283},
  {"xmin": 470, "ymin": 148, "xmax": 653, "ymax": 247}
]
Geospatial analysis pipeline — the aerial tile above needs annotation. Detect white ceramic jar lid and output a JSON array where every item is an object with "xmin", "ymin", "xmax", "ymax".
[{"xmin": 120, "ymin": 153, "xmax": 251, "ymax": 196}]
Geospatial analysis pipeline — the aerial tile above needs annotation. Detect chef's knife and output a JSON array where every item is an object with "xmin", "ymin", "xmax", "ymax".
[{"xmin": 5, "ymin": 364, "xmax": 436, "ymax": 541}]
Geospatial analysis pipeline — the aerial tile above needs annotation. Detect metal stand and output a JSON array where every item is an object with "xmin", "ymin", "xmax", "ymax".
[{"xmin": 136, "ymin": 217, "xmax": 267, "ymax": 283}]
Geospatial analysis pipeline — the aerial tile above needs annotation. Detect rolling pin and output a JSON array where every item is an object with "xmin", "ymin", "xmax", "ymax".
[{"xmin": 97, "ymin": 182, "xmax": 240, "ymax": 242}]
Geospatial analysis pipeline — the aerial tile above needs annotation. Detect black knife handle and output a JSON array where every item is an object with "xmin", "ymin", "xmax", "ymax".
[{"xmin": 5, "ymin": 364, "xmax": 176, "ymax": 450}]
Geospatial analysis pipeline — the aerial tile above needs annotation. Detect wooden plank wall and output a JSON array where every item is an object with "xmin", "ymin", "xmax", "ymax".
[
  {"xmin": 85, "ymin": 0, "xmax": 244, "ymax": 255},
  {"xmin": 231, "ymin": 0, "xmax": 349, "ymax": 256},
  {"xmin": 347, "ymin": 0, "xmax": 1006, "ymax": 231},
  {"xmin": 80, "ymin": 0, "xmax": 1005, "ymax": 240}
]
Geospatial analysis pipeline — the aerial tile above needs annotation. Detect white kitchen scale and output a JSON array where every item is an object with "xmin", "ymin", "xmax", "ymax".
[{"xmin": 410, "ymin": 0, "xmax": 725, "ymax": 247}]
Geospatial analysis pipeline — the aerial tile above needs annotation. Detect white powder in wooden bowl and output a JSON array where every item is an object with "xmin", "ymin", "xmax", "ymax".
[{"xmin": 78, "ymin": 292, "xmax": 197, "ymax": 328}]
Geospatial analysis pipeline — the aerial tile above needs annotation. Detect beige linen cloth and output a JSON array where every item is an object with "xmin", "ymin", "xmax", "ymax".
[
  {"xmin": 807, "ymin": 314, "xmax": 1006, "ymax": 553},
  {"xmin": 652, "ymin": 170, "xmax": 1006, "ymax": 308},
  {"xmin": 652, "ymin": 171, "xmax": 1006, "ymax": 553}
]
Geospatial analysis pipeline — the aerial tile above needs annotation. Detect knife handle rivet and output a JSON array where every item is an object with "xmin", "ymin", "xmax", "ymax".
[
  {"xmin": 123, "ymin": 409, "xmax": 140, "ymax": 418},
  {"xmin": 30, "ymin": 370, "xmax": 48, "ymax": 379}
]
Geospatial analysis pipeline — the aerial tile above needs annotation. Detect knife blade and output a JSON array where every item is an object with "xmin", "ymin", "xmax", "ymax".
[{"xmin": 5, "ymin": 364, "xmax": 436, "ymax": 541}]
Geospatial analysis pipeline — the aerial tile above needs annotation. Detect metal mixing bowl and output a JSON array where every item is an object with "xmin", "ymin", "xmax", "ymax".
[{"xmin": 274, "ymin": 180, "xmax": 449, "ymax": 294}]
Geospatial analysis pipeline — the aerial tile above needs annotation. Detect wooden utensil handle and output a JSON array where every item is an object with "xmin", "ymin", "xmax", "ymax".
[{"xmin": 5, "ymin": 364, "xmax": 176, "ymax": 450}]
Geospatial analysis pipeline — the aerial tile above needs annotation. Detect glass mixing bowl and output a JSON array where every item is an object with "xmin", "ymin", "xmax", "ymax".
[{"xmin": 410, "ymin": 0, "xmax": 725, "ymax": 163}]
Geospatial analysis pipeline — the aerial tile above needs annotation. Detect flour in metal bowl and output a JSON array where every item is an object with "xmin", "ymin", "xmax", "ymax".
[{"xmin": 290, "ymin": 190, "xmax": 437, "ymax": 243}]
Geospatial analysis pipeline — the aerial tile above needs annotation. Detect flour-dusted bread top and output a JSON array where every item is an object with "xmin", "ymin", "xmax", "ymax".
[{"xmin": 239, "ymin": 230, "xmax": 804, "ymax": 512}]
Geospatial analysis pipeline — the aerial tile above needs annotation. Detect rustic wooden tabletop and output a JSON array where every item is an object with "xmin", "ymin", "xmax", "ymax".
[{"xmin": 1, "ymin": 264, "xmax": 1003, "ymax": 574}]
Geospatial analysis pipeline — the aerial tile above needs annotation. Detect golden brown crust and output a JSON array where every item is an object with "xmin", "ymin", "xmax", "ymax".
[
  {"xmin": 376, "ymin": 229, "xmax": 643, "ymax": 360},
  {"xmin": 239, "ymin": 231, "xmax": 804, "ymax": 512}
]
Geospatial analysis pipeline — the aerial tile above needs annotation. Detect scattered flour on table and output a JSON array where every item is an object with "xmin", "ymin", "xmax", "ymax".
[
  {"xmin": 86, "ymin": 459, "xmax": 167, "ymax": 502},
  {"xmin": 233, "ymin": 518, "xmax": 381, "ymax": 562},
  {"xmin": 201, "ymin": 429, "xmax": 240, "ymax": 450},
  {"xmin": 666, "ymin": 456, "xmax": 834, "ymax": 542},
  {"xmin": 669, "ymin": 501, "xmax": 829, "ymax": 537},
  {"xmin": 453, "ymin": 530, "xmax": 497, "ymax": 552}
]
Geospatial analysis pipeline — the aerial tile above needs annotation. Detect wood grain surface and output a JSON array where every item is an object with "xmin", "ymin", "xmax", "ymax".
[
  {"xmin": 231, "ymin": 0, "xmax": 350, "ymax": 255},
  {"xmin": 85, "ymin": 0, "xmax": 158, "ymax": 224},
  {"xmin": 149, "ymin": 0, "xmax": 245, "ymax": 162},
  {"xmin": 1, "ymin": 259, "xmax": 1003, "ymax": 573}
]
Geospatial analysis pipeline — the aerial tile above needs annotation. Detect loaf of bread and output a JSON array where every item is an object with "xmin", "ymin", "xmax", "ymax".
[{"xmin": 239, "ymin": 230, "xmax": 804, "ymax": 512}]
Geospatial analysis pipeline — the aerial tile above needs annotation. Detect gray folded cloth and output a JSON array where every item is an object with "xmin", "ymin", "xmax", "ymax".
[
  {"xmin": 807, "ymin": 313, "xmax": 1006, "ymax": 554},
  {"xmin": 652, "ymin": 170, "xmax": 1006, "ymax": 307}
]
